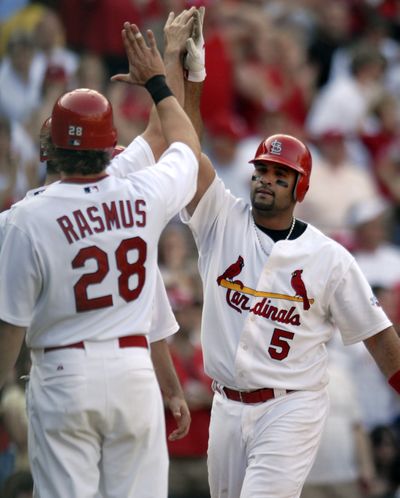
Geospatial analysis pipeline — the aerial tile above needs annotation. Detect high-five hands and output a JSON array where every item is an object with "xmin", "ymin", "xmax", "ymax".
[
  {"xmin": 111, "ymin": 23, "xmax": 166, "ymax": 86},
  {"xmin": 164, "ymin": 7, "xmax": 196, "ymax": 56},
  {"xmin": 184, "ymin": 6, "xmax": 206, "ymax": 82}
]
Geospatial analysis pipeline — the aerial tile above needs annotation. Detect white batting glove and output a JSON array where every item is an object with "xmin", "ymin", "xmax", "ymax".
[{"xmin": 184, "ymin": 7, "xmax": 206, "ymax": 82}]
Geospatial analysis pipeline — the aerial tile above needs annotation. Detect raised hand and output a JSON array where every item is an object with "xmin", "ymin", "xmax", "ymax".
[
  {"xmin": 184, "ymin": 6, "xmax": 206, "ymax": 82},
  {"xmin": 163, "ymin": 7, "xmax": 196, "ymax": 56},
  {"xmin": 111, "ymin": 23, "xmax": 165, "ymax": 86}
]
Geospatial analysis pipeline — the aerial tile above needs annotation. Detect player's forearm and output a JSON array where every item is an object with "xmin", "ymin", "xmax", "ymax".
[
  {"xmin": 0, "ymin": 320, "xmax": 26, "ymax": 389},
  {"xmin": 155, "ymin": 95, "xmax": 200, "ymax": 159},
  {"xmin": 141, "ymin": 49, "xmax": 185, "ymax": 160},
  {"xmin": 364, "ymin": 326, "xmax": 400, "ymax": 379},
  {"xmin": 184, "ymin": 79, "xmax": 204, "ymax": 139},
  {"xmin": 150, "ymin": 339, "xmax": 184, "ymax": 400},
  {"xmin": 165, "ymin": 48, "xmax": 185, "ymax": 105}
]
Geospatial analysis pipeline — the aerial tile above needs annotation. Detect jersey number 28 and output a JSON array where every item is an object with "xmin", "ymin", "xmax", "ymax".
[{"xmin": 72, "ymin": 236, "xmax": 146, "ymax": 312}]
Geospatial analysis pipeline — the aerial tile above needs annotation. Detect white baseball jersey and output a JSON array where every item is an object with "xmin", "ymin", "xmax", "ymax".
[
  {"xmin": 0, "ymin": 136, "xmax": 179, "ymax": 343},
  {"xmin": 0, "ymin": 141, "xmax": 197, "ymax": 348},
  {"xmin": 106, "ymin": 135, "xmax": 156, "ymax": 179},
  {"xmin": 181, "ymin": 176, "xmax": 392, "ymax": 391}
]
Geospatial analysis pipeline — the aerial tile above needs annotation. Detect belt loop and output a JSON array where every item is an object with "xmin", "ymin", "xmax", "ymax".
[
  {"xmin": 273, "ymin": 388, "xmax": 287, "ymax": 398},
  {"xmin": 212, "ymin": 380, "xmax": 226, "ymax": 398}
]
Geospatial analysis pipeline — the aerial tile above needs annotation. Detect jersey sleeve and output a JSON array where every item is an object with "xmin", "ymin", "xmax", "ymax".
[
  {"xmin": 181, "ymin": 176, "xmax": 236, "ymax": 253},
  {"xmin": 328, "ymin": 260, "xmax": 393, "ymax": 345},
  {"xmin": 106, "ymin": 135, "xmax": 156, "ymax": 178},
  {"xmin": 130, "ymin": 142, "xmax": 199, "ymax": 222},
  {"xmin": 0, "ymin": 223, "xmax": 42, "ymax": 326},
  {"xmin": 148, "ymin": 269, "xmax": 179, "ymax": 343}
]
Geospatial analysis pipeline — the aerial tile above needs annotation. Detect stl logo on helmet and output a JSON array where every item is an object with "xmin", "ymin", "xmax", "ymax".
[{"xmin": 270, "ymin": 140, "xmax": 282, "ymax": 155}]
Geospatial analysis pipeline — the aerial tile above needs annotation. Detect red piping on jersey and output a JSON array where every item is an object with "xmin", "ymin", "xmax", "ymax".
[{"xmin": 61, "ymin": 173, "xmax": 109, "ymax": 184}]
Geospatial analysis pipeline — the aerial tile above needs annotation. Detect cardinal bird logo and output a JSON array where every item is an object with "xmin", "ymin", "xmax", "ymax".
[
  {"xmin": 290, "ymin": 269, "xmax": 310, "ymax": 310},
  {"xmin": 217, "ymin": 256, "xmax": 244, "ymax": 289}
]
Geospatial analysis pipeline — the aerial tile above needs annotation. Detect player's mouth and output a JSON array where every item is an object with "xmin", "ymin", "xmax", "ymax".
[{"xmin": 255, "ymin": 187, "xmax": 274, "ymax": 198}]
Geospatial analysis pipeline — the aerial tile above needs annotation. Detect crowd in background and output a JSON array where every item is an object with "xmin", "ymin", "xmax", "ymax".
[{"xmin": 1, "ymin": 0, "xmax": 400, "ymax": 497}]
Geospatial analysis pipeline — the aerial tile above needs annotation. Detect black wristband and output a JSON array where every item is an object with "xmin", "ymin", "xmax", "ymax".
[{"xmin": 144, "ymin": 75, "xmax": 173, "ymax": 105}]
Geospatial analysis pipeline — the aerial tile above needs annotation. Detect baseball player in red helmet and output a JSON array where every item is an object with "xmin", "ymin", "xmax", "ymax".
[
  {"xmin": 0, "ymin": 19, "xmax": 201, "ymax": 498},
  {"xmin": 0, "ymin": 8, "xmax": 199, "ymax": 445},
  {"xmin": 181, "ymin": 58, "xmax": 400, "ymax": 496}
]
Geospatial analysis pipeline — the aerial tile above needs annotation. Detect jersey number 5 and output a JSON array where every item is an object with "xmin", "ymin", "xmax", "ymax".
[
  {"xmin": 72, "ymin": 236, "xmax": 146, "ymax": 312},
  {"xmin": 268, "ymin": 328, "xmax": 294, "ymax": 360}
]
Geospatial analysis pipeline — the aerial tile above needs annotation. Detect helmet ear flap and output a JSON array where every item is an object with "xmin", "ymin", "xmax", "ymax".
[{"xmin": 294, "ymin": 172, "xmax": 309, "ymax": 202}]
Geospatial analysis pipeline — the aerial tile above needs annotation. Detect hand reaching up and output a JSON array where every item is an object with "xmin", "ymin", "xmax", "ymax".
[
  {"xmin": 164, "ymin": 7, "xmax": 196, "ymax": 56},
  {"xmin": 184, "ymin": 7, "xmax": 206, "ymax": 82},
  {"xmin": 111, "ymin": 23, "xmax": 166, "ymax": 86}
]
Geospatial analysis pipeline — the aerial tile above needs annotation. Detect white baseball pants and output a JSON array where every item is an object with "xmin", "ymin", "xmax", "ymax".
[
  {"xmin": 208, "ymin": 388, "xmax": 329, "ymax": 498},
  {"xmin": 27, "ymin": 340, "xmax": 168, "ymax": 498}
]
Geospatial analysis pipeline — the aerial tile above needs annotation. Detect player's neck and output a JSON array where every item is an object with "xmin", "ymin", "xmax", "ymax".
[
  {"xmin": 252, "ymin": 211, "xmax": 294, "ymax": 231},
  {"xmin": 60, "ymin": 172, "xmax": 108, "ymax": 181}
]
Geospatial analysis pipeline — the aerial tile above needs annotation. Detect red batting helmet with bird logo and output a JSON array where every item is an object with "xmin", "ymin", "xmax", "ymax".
[{"xmin": 249, "ymin": 134, "xmax": 312, "ymax": 202}]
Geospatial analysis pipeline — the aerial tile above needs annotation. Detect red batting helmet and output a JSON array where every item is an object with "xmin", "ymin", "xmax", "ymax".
[
  {"xmin": 51, "ymin": 88, "xmax": 117, "ymax": 151},
  {"xmin": 249, "ymin": 134, "xmax": 312, "ymax": 202}
]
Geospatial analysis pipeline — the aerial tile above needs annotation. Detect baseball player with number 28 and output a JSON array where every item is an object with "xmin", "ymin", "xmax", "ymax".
[
  {"xmin": 179, "ymin": 14, "xmax": 400, "ymax": 495},
  {"xmin": 0, "ymin": 19, "xmax": 200, "ymax": 498}
]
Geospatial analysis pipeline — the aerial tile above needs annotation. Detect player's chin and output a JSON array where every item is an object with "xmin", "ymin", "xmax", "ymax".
[{"xmin": 252, "ymin": 198, "xmax": 274, "ymax": 211}]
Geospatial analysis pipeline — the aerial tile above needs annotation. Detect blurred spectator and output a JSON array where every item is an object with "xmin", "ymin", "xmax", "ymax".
[
  {"xmin": 33, "ymin": 7, "xmax": 79, "ymax": 85},
  {"xmin": 382, "ymin": 450, "xmax": 400, "ymax": 498},
  {"xmin": 166, "ymin": 301, "xmax": 212, "ymax": 498},
  {"xmin": 75, "ymin": 53, "xmax": 108, "ymax": 93},
  {"xmin": 294, "ymin": 130, "xmax": 379, "ymax": 241},
  {"xmin": 344, "ymin": 285, "xmax": 400, "ymax": 432},
  {"xmin": 0, "ymin": 418, "xmax": 15, "ymax": 492},
  {"xmin": 0, "ymin": 470, "xmax": 33, "ymax": 498},
  {"xmin": 0, "ymin": 118, "xmax": 18, "ymax": 211},
  {"xmin": 301, "ymin": 339, "xmax": 376, "ymax": 498},
  {"xmin": 263, "ymin": 0, "xmax": 318, "ymax": 39},
  {"xmin": 329, "ymin": 15, "xmax": 400, "ymax": 87},
  {"xmin": 0, "ymin": 30, "xmax": 45, "ymax": 125},
  {"xmin": 158, "ymin": 223, "xmax": 200, "ymax": 310},
  {"xmin": 200, "ymin": 1, "xmax": 258, "ymax": 131},
  {"xmin": 306, "ymin": 43, "xmax": 387, "ymax": 137},
  {"xmin": 307, "ymin": 0, "xmax": 353, "ymax": 88},
  {"xmin": 107, "ymin": 83, "xmax": 152, "ymax": 147},
  {"xmin": 0, "ymin": 116, "xmax": 41, "ymax": 208},
  {"xmin": 371, "ymin": 140, "xmax": 400, "ymax": 244},
  {"xmin": 0, "ymin": 345, "xmax": 30, "ymax": 495},
  {"xmin": 369, "ymin": 425, "xmax": 400, "ymax": 498},
  {"xmin": 348, "ymin": 198, "xmax": 400, "ymax": 289},
  {"xmin": 235, "ymin": 23, "xmax": 313, "ymax": 134},
  {"xmin": 0, "ymin": 345, "xmax": 30, "ymax": 477},
  {"xmin": 57, "ymin": 0, "xmax": 149, "ymax": 77},
  {"xmin": 0, "ymin": 3, "xmax": 44, "ymax": 57},
  {"xmin": 26, "ymin": 64, "xmax": 68, "ymax": 156},
  {"xmin": 203, "ymin": 111, "xmax": 250, "ymax": 202},
  {"xmin": 360, "ymin": 91, "xmax": 400, "ymax": 171}
]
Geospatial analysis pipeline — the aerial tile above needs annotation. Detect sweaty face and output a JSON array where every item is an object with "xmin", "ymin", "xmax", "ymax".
[{"xmin": 250, "ymin": 161, "xmax": 297, "ymax": 214}]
